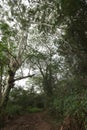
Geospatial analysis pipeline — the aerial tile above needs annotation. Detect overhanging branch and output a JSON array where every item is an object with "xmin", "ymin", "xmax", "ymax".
[{"xmin": 14, "ymin": 74, "xmax": 35, "ymax": 82}]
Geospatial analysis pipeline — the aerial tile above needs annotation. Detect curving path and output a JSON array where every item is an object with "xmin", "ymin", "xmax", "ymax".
[{"xmin": 2, "ymin": 112, "xmax": 59, "ymax": 130}]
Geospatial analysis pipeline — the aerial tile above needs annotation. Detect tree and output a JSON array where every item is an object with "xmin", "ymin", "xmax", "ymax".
[
  {"xmin": 26, "ymin": 29, "xmax": 65, "ymax": 97},
  {"xmin": 58, "ymin": 0, "xmax": 87, "ymax": 84},
  {"xmin": 0, "ymin": 0, "xmax": 37, "ymax": 112},
  {"xmin": 32, "ymin": 0, "xmax": 87, "ymax": 79},
  {"xmin": 0, "ymin": 43, "xmax": 8, "ymax": 104},
  {"xmin": 0, "ymin": 1, "xmax": 86, "ymax": 128}
]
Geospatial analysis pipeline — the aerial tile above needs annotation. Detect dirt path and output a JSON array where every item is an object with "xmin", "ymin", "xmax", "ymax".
[{"xmin": 1, "ymin": 112, "xmax": 59, "ymax": 130}]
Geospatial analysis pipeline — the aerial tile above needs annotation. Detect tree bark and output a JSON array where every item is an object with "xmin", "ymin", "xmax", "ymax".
[
  {"xmin": 0, "ymin": 70, "xmax": 15, "ymax": 111},
  {"xmin": 0, "ymin": 70, "xmax": 15, "ymax": 128},
  {"xmin": 0, "ymin": 66, "xmax": 3, "ymax": 104}
]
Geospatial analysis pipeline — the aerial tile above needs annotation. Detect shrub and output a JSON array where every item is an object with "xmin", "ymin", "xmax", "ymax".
[
  {"xmin": 6, "ymin": 105, "xmax": 23, "ymax": 117},
  {"xmin": 26, "ymin": 106, "xmax": 43, "ymax": 113}
]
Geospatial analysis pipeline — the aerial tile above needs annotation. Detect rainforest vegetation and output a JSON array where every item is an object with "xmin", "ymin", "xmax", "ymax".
[{"xmin": 0, "ymin": 0, "xmax": 87, "ymax": 129}]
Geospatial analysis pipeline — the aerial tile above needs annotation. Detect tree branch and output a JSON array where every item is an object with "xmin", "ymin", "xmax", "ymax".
[{"xmin": 14, "ymin": 74, "xmax": 35, "ymax": 82}]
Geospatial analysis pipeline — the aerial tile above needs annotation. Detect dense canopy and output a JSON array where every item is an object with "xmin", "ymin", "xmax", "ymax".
[{"xmin": 0, "ymin": 0, "xmax": 87, "ymax": 129}]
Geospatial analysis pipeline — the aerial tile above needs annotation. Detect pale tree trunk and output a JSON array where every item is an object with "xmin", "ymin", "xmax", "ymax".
[
  {"xmin": 0, "ymin": 86, "xmax": 2, "ymax": 106},
  {"xmin": 0, "ymin": 70, "xmax": 15, "ymax": 111},
  {"xmin": 0, "ymin": 69, "xmax": 15, "ymax": 128},
  {"xmin": 0, "ymin": 66, "xmax": 3, "ymax": 105},
  {"xmin": 0, "ymin": 84, "xmax": 2, "ymax": 105},
  {"xmin": 0, "ymin": 68, "xmax": 34, "ymax": 112},
  {"xmin": 0, "ymin": 29, "xmax": 28, "ymax": 109},
  {"xmin": 0, "ymin": 30, "xmax": 32, "ymax": 125}
]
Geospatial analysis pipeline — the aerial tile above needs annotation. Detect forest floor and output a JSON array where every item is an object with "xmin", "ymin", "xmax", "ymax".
[{"xmin": 1, "ymin": 111, "xmax": 60, "ymax": 130}]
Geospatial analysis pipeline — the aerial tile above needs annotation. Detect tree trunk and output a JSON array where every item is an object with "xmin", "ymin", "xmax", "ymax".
[
  {"xmin": 0, "ymin": 66, "xmax": 3, "ymax": 104},
  {"xmin": 0, "ymin": 85, "xmax": 2, "ymax": 105},
  {"xmin": 0, "ymin": 70, "xmax": 15, "ymax": 111},
  {"xmin": 0, "ymin": 70, "xmax": 15, "ymax": 128}
]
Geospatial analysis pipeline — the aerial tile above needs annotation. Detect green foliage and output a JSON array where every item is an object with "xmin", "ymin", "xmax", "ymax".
[
  {"xmin": 0, "ymin": 22, "xmax": 17, "ymax": 67},
  {"xmin": 0, "ymin": 23, "xmax": 10, "ymax": 35},
  {"xmin": 49, "ymin": 97, "xmax": 64, "ymax": 120},
  {"xmin": 49, "ymin": 87, "xmax": 87, "ymax": 123},
  {"xmin": 61, "ymin": 0, "xmax": 81, "ymax": 16},
  {"xmin": 48, "ymin": 76, "xmax": 87, "ymax": 125},
  {"xmin": 0, "ymin": 1, "xmax": 87, "ymax": 128},
  {"xmin": 60, "ymin": 0, "xmax": 87, "ymax": 76},
  {"xmin": 26, "ymin": 107, "xmax": 43, "ymax": 113},
  {"xmin": 0, "ymin": 22, "xmax": 16, "ymax": 43},
  {"xmin": 6, "ymin": 105, "xmax": 22, "ymax": 117},
  {"xmin": 0, "ymin": 43, "xmax": 8, "ymax": 64},
  {"xmin": 63, "ymin": 91, "xmax": 87, "ymax": 129},
  {"xmin": 6, "ymin": 87, "xmax": 45, "ymax": 116}
]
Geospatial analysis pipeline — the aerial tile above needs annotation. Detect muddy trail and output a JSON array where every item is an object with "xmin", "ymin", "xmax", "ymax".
[{"xmin": 1, "ymin": 112, "xmax": 59, "ymax": 130}]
